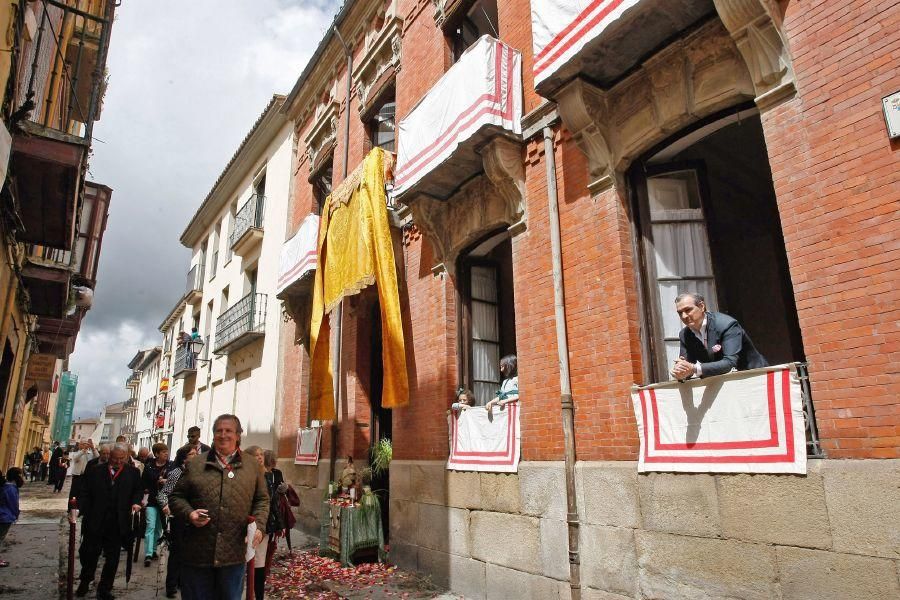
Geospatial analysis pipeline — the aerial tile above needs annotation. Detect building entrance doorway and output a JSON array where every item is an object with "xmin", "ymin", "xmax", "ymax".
[
  {"xmin": 631, "ymin": 108, "xmax": 805, "ymax": 382},
  {"xmin": 367, "ymin": 300, "xmax": 391, "ymax": 541}
]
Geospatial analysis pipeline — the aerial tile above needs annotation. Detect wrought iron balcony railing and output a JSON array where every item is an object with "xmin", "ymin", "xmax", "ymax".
[
  {"xmin": 186, "ymin": 262, "xmax": 204, "ymax": 299},
  {"xmin": 229, "ymin": 194, "xmax": 265, "ymax": 253},
  {"xmin": 19, "ymin": 0, "xmax": 115, "ymax": 142},
  {"xmin": 213, "ymin": 292, "xmax": 266, "ymax": 355},
  {"xmin": 26, "ymin": 244, "xmax": 73, "ymax": 268},
  {"xmin": 172, "ymin": 344, "xmax": 197, "ymax": 379},
  {"xmin": 125, "ymin": 371, "xmax": 140, "ymax": 388}
]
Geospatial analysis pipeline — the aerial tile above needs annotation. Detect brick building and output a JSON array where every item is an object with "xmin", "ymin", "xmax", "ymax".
[{"xmin": 273, "ymin": 0, "xmax": 899, "ymax": 598}]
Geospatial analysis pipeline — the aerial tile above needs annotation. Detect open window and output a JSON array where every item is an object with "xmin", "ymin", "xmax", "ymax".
[
  {"xmin": 457, "ymin": 230, "xmax": 516, "ymax": 405},
  {"xmin": 366, "ymin": 88, "xmax": 396, "ymax": 153},
  {"xmin": 631, "ymin": 109, "xmax": 804, "ymax": 383},
  {"xmin": 310, "ymin": 157, "xmax": 333, "ymax": 216},
  {"xmin": 447, "ymin": 0, "xmax": 499, "ymax": 63}
]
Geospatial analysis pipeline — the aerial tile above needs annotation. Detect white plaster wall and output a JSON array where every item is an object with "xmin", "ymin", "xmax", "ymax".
[{"xmin": 176, "ymin": 121, "xmax": 292, "ymax": 452}]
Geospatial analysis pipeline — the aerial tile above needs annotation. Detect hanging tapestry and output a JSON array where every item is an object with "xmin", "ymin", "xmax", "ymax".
[{"xmin": 309, "ymin": 147, "xmax": 409, "ymax": 419}]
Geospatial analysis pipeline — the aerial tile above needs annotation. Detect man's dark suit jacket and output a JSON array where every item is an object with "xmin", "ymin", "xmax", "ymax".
[
  {"xmin": 679, "ymin": 311, "xmax": 768, "ymax": 378},
  {"xmin": 77, "ymin": 462, "xmax": 143, "ymax": 540}
]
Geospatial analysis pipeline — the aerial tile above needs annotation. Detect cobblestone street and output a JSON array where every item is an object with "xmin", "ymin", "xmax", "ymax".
[{"xmin": 0, "ymin": 478, "xmax": 459, "ymax": 599}]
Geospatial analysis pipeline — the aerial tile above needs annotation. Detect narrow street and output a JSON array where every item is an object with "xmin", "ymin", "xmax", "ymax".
[{"xmin": 0, "ymin": 478, "xmax": 459, "ymax": 599}]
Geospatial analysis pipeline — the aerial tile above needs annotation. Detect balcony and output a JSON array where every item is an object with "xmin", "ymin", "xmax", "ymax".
[
  {"xmin": 530, "ymin": 0, "xmax": 714, "ymax": 96},
  {"xmin": 125, "ymin": 371, "xmax": 140, "ymax": 388},
  {"xmin": 21, "ymin": 244, "xmax": 72, "ymax": 318},
  {"xmin": 393, "ymin": 36, "xmax": 522, "ymax": 201},
  {"xmin": 186, "ymin": 262, "xmax": 204, "ymax": 304},
  {"xmin": 229, "ymin": 194, "xmax": 265, "ymax": 256},
  {"xmin": 276, "ymin": 214, "xmax": 319, "ymax": 299},
  {"xmin": 120, "ymin": 424, "xmax": 134, "ymax": 435},
  {"xmin": 172, "ymin": 344, "xmax": 197, "ymax": 380},
  {"xmin": 213, "ymin": 292, "xmax": 266, "ymax": 355},
  {"xmin": 123, "ymin": 398, "xmax": 137, "ymax": 411},
  {"xmin": 34, "ymin": 311, "xmax": 82, "ymax": 359},
  {"xmin": 11, "ymin": 1, "xmax": 116, "ymax": 249}
]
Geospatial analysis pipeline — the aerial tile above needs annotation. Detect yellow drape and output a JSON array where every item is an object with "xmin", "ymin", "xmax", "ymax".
[{"xmin": 308, "ymin": 147, "xmax": 408, "ymax": 420}]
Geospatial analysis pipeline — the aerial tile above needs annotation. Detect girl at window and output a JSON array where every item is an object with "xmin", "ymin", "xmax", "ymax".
[{"xmin": 486, "ymin": 355, "xmax": 519, "ymax": 415}]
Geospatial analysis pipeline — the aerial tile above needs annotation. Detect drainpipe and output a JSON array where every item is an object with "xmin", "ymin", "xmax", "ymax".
[
  {"xmin": 328, "ymin": 22, "xmax": 353, "ymax": 483},
  {"xmin": 543, "ymin": 125, "xmax": 581, "ymax": 600}
]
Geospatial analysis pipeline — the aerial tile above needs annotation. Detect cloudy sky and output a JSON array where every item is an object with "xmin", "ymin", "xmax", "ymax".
[{"xmin": 69, "ymin": 0, "xmax": 340, "ymax": 419}]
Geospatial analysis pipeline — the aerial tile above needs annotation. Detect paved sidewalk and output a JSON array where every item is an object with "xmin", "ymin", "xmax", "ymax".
[{"xmin": 1, "ymin": 478, "xmax": 462, "ymax": 599}]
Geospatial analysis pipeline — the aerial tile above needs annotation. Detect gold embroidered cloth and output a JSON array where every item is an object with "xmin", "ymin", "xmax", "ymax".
[{"xmin": 309, "ymin": 147, "xmax": 408, "ymax": 419}]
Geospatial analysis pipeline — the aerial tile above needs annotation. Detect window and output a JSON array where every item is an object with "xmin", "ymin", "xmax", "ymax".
[
  {"xmin": 632, "ymin": 111, "xmax": 804, "ymax": 382},
  {"xmin": 457, "ymin": 231, "xmax": 516, "ymax": 405},
  {"xmin": 367, "ymin": 90, "xmax": 396, "ymax": 153},
  {"xmin": 447, "ymin": 0, "xmax": 498, "ymax": 62},
  {"xmin": 311, "ymin": 158, "xmax": 333, "ymax": 216},
  {"xmin": 246, "ymin": 268, "xmax": 258, "ymax": 297}
]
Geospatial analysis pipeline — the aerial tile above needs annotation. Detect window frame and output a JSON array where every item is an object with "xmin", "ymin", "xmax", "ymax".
[{"xmin": 456, "ymin": 231, "xmax": 516, "ymax": 405}]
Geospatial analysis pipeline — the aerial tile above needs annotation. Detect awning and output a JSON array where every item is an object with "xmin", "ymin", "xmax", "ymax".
[
  {"xmin": 531, "ymin": 0, "xmax": 714, "ymax": 94},
  {"xmin": 393, "ymin": 35, "xmax": 521, "ymax": 198},
  {"xmin": 276, "ymin": 214, "xmax": 319, "ymax": 298}
]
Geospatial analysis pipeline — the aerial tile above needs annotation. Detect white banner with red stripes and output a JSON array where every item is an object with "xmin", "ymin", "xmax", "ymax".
[
  {"xmin": 631, "ymin": 365, "xmax": 807, "ymax": 474},
  {"xmin": 277, "ymin": 214, "xmax": 320, "ymax": 296},
  {"xmin": 294, "ymin": 426, "xmax": 322, "ymax": 466},
  {"xmin": 394, "ymin": 35, "xmax": 521, "ymax": 196},
  {"xmin": 531, "ymin": 0, "xmax": 640, "ymax": 86},
  {"xmin": 447, "ymin": 403, "xmax": 521, "ymax": 473}
]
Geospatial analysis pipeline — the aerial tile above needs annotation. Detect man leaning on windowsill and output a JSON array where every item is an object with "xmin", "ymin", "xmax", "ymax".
[
  {"xmin": 671, "ymin": 292, "xmax": 768, "ymax": 381},
  {"xmin": 169, "ymin": 414, "xmax": 268, "ymax": 600}
]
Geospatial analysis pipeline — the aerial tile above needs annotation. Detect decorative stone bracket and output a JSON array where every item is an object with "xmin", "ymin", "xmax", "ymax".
[
  {"xmin": 714, "ymin": 0, "xmax": 796, "ymax": 110},
  {"xmin": 407, "ymin": 137, "xmax": 526, "ymax": 277},
  {"xmin": 555, "ymin": 20, "xmax": 758, "ymax": 194}
]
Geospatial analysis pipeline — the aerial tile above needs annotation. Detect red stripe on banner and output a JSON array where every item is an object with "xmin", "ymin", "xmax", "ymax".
[
  {"xmin": 277, "ymin": 250, "xmax": 317, "ymax": 287},
  {"xmin": 449, "ymin": 403, "xmax": 518, "ymax": 465},
  {"xmin": 639, "ymin": 388, "xmax": 650, "ymax": 459},
  {"xmin": 649, "ymin": 372, "xmax": 779, "ymax": 451},
  {"xmin": 781, "ymin": 368, "xmax": 796, "ymax": 463},
  {"xmin": 451, "ymin": 402, "xmax": 514, "ymax": 457},
  {"xmin": 642, "ymin": 367, "xmax": 797, "ymax": 464},
  {"xmin": 533, "ymin": 0, "xmax": 627, "ymax": 77},
  {"xmin": 396, "ymin": 43, "xmax": 515, "ymax": 185}
]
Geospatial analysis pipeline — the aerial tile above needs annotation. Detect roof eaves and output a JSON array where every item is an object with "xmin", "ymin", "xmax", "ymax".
[
  {"xmin": 282, "ymin": 0, "xmax": 357, "ymax": 115},
  {"xmin": 179, "ymin": 94, "xmax": 287, "ymax": 247}
]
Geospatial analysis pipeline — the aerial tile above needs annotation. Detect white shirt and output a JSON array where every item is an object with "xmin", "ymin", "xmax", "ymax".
[
  {"xmin": 70, "ymin": 448, "xmax": 98, "ymax": 476},
  {"xmin": 688, "ymin": 316, "xmax": 709, "ymax": 377}
]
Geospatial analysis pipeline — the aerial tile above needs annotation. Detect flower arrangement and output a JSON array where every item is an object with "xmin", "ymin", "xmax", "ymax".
[{"xmin": 370, "ymin": 438, "xmax": 392, "ymax": 475}]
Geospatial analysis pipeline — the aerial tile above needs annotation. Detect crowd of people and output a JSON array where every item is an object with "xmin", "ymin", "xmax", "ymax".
[{"xmin": 47, "ymin": 415, "xmax": 295, "ymax": 600}]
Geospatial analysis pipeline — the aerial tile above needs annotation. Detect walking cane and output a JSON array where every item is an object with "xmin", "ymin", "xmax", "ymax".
[{"xmin": 67, "ymin": 498, "xmax": 78, "ymax": 600}]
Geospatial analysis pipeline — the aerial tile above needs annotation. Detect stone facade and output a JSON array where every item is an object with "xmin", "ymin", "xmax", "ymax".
[
  {"xmin": 273, "ymin": 0, "xmax": 900, "ymax": 598},
  {"xmin": 374, "ymin": 459, "xmax": 899, "ymax": 600}
]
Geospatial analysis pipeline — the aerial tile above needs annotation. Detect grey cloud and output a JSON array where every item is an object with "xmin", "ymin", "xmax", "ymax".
[{"xmin": 70, "ymin": 1, "xmax": 339, "ymax": 418}]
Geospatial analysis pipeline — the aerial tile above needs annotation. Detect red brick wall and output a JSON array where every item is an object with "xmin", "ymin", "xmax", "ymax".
[
  {"xmin": 760, "ymin": 0, "xmax": 900, "ymax": 458},
  {"xmin": 278, "ymin": 0, "xmax": 899, "ymax": 466}
]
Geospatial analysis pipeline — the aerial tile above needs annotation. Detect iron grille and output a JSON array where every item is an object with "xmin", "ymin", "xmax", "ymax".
[
  {"xmin": 20, "ymin": 0, "xmax": 113, "ymax": 140},
  {"xmin": 186, "ymin": 262, "xmax": 204, "ymax": 295},
  {"xmin": 229, "ymin": 194, "xmax": 265, "ymax": 248},
  {"xmin": 173, "ymin": 344, "xmax": 196, "ymax": 377},
  {"xmin": 213, "ymin": 292, "xmax": 266, "ymax": 354}
]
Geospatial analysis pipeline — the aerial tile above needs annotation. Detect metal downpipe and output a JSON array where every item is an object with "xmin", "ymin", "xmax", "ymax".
[
  {"xmin": 543, "ymin": 125, "xmax": 581, "ymax": 600},
  {"xmin": 328, "ymin": 23, "xmax": 353, "ymax": 483}
]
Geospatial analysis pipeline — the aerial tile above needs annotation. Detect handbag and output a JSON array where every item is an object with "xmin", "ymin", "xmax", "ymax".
[{"xmin": 285, "ymin": 484, "xmax": 301, "ymax": 507}]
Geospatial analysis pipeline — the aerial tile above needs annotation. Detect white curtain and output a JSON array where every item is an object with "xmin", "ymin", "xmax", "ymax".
[
  {"xmin": 648, "ymin": 174, "xmax": 718, "ymax": 374},
  {"xmin": 471, "ymin": 266, "xmax": 501, "ymax": 404}
]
